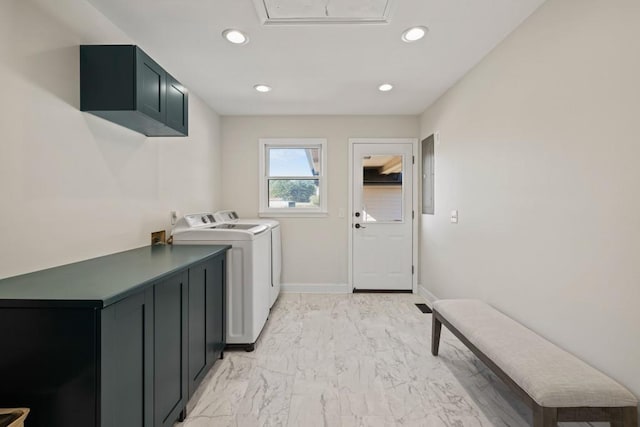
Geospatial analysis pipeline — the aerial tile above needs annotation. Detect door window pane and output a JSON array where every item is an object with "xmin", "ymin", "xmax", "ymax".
[{"xmin": 361, "ymin": 155, "xmax": 403, "ymax": 222}]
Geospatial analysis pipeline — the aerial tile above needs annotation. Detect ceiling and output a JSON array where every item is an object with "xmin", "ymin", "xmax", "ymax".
[
  {"xmin": 86, "ymin": 0, "xmax": 545, "ymax": 116},
  {"xmin": 363, "ymin": 155, "xmax": 401, "ymax": 172}
]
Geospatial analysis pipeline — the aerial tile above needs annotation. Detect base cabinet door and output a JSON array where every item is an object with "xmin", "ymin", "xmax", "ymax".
[
  {"xmin": 154, "ymin": 270, "xmax": 188, "ymax": 427},
  {"xmin": 187, "ymin": 253, "xmax": 226, "ymax": 396},
  {"xmin": 187, "ymin": 260, "xmax": 208, "ymax": 396},
  {"xmin": 101, "ymin": 288, "xmax": 154, "ymax": 427},
  {"xmin": 209, "ymin": 254, "xmax": 226, "ymax": 362}
]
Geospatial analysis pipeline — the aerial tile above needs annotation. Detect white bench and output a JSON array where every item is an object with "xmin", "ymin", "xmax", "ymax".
[{"xmin": 431, "ymin": 299, "xmax": 638, "ymax": 427}]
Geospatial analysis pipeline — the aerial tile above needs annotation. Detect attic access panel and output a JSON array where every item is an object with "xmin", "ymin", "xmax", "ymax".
[{"xmin": 254, "ymin": 0, "xmax": 395, "ymax": 24}]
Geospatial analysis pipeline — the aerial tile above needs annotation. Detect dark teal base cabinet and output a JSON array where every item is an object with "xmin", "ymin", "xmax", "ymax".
[
  {"xmin": 188, "ymin": 256, "xmax": 225, "ymax": 396},
  {"xmin": 80, "ymin": 45, "xmax": 188, "ymax": 137},
  {"xmin": 0, "ymin": 245, "xmax": 227, "ymax": 427}
]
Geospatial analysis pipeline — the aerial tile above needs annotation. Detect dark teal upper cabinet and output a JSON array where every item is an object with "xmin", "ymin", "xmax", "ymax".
[{"xmin": 80, "ymin": 45, "xmax": 188, "ymax": 137}]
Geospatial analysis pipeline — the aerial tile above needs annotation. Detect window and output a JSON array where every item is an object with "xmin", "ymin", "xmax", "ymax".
[
  {"xmin": 421, "ymin": 134, "xmax": 435, "ymax": 215},
  {"xmin": 259, "ymin": 138, "xmax": 328, "ymax": 216}
]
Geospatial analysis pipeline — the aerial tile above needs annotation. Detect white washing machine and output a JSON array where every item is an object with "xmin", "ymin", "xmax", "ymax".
[
  {"xmin": 171, "ymin": 213, "xmax": 270, "ymax": 351},
  {"xmin": 214, "ymin": 210, "xmax": 281, "ymax": 308}
]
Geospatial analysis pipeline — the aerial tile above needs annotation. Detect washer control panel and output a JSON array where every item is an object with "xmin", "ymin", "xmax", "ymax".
[
  {"xmin": 184, "ymin": 213, "xmax": 217, "ymax": 228},
  {"xmin": 214, "ymin": 210, "xmax": 239, "ymax": 222}
]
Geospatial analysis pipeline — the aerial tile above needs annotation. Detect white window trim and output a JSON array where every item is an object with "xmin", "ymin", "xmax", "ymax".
[{"xmin": 259, "ymin": 138, "xmax": 328, "ymax": 217}]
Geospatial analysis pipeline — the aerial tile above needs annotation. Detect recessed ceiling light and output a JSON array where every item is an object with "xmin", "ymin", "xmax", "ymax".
[
  {"xmin": 401, "ymin": 26, "xmax": 428, "ymax": 43},
  {"xmin": 254, "ymin": 84, "xmax": 272, "ymax": 93},
  {"xmin": 378, "ymin": 83, "xmax": 393, "ymax": 92},
  {"xmin": 222, "ymin": 29, "xmax": 249, "ymax": 45}
]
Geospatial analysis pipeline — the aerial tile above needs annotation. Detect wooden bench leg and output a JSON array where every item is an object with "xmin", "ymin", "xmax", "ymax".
[
  {"xmin": 613, "ymin": 406, "xmax": 638, "ymax": 427},
  {"xmin": 431, "ymin": 313, "xmax": 442, "ymax": 356},
  {"xmin": 533, "ymin": 406, "xmax": 557, "ymax": 427}
]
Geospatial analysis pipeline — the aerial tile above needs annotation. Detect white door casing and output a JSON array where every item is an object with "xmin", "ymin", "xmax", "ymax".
[{"xmin": 349, "ymin": 139, "xmax": 417, "ymax": 291}]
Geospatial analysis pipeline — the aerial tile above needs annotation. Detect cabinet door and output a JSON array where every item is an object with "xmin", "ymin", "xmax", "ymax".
[
  {"xmin": 101, "ymin": 288, "xmax": 154, "ymax": 427},
  {"xmin": 166, "ymin": 73, "xmax": 188, "ymax": 135},
  {"xmin": 188, "ymin": 259, "xmax": 207, "ymax": 396},
  {"xmin": 154, "ymin": 270, "xmax": 188, "ymax": 427},
  {"xmin": 188, "ymin": 254, "xmax": 225, "ymax": 397},
  {"xmin": 136, "ymin": 48, "xmax": 166, "ymax": 123},
  {"xmin": 210, "ymin": 253, "xmax": 226, "ymax": 360}
]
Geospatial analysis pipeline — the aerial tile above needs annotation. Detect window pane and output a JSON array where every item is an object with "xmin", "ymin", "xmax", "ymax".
[
  {"xmin": 268, "ymin": 179, "xmax": 320, "ymax": 208},
  {"xmin": 361, "ymin": 155, "xmax": 403, "ymax": 222},
  {"xmin": 268, "ymin": 148, "xmax": 320, "ymax": 177},
  {"xmin": 421, "ymin": 135, "xmax": 435, "ymax": 214}
]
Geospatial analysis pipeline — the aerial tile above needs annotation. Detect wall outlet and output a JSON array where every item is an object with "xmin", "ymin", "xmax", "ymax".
[
  {"xmin": 151, "ymin": 230, "xmax": 166, "ymax": 245},
  {"xmin": 170, "ymin": 211, "xmax": 179, "ymax": 225}
]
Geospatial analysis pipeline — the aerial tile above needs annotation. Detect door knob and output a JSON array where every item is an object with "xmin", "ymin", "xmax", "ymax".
[
  {"xmin": 355, "ymin": 223, "xmax": 365, "ymax": 229},
  {"xmin": 355, "ymin": 212, "xmax": 361, "ymax": 217}
]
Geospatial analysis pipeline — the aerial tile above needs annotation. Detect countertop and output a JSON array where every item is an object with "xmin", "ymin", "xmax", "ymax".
[{"xmin": 0, "ymin": 244, "xmax": 229, "ymax": 308}]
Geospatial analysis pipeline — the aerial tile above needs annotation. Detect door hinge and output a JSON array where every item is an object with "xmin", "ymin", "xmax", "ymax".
[
  {"xmin": 412, "ymin": 155, "xmax": 415, "ymax": 164},
  {"xmin": 412, "ymin": 210, "xmax": 415, "ymax": 219},
  {"xmin": 412, "ymin": 265, "xmax": 415, "ymax": 275}
]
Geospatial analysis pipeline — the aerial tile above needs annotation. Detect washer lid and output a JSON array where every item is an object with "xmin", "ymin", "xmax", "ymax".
[
  {"xmin": 172, "ymin": 230, "xmax": 256, "ymax": 241},
  {"xmin": 214, "ymin": 223, "xmax": 255, "ymax": 230},
  {"xmin": 171, "ymin": 224, "xmax": 269, "ymax": 241}
]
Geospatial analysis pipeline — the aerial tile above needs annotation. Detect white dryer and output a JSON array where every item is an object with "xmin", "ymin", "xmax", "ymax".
[
  {"xmin": 214, "ymin": 211, "xmax": 281, "ymax": 308},
  {"xmin": 171, "ymin": 213, "xmax": 270, "ymax": 351}
]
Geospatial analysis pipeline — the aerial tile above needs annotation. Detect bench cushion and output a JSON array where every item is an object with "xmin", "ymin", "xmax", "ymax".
[{"xmin": 433, "ymin": 299, "xmax": 638, "ymax": 408}]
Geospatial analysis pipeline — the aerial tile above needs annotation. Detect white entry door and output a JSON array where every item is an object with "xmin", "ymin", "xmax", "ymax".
[{"xmin": 352, "ymin": 140, "xmax": 415, "ymax": 291}]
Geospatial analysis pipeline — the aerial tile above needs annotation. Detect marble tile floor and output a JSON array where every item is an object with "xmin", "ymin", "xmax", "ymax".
[{"xmin": 177, "ymin": 293, "xmax": 601, "ymax": 427}]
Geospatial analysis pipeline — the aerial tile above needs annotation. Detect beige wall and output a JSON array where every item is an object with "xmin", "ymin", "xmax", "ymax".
[
  {"xmin": 0, "ymin": 0, "xmax": 223, "ymax": 278},
  {"xmin": 420, "ymin": 0, "xmax": 640, "ymax": 397},
  {"xmin": 222, "ymin": 116, "xmax": 419, "ymax": 288}
]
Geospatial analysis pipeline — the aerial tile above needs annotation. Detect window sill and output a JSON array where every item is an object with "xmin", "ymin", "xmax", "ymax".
[{"xmin": 259, "ymin": 211, "xmax": 329, "ymax": 218}]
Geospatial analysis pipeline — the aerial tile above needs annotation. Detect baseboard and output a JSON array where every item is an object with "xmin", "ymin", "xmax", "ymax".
[
  {"xmin": 418, "ymin": 284, "xmax": 438, "ymax": 305},
  {"xmin": 280, "ymin": 283, "xmax": 351, "ymax": 294}
]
